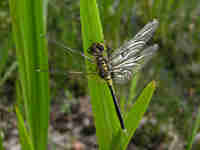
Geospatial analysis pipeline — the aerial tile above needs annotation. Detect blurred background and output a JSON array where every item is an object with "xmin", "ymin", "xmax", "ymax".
[{"xmin": 1, "ymin": 0, "xmax": 200, "ymax": 149}]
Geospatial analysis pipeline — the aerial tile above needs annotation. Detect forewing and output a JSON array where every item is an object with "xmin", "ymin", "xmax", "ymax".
[
  {"xmin": 110, "ymin": 19, "xmax": 159, "ymax": 66},
  {"xmin": 109, "ymin": 19, "xmax": 159, "ymax": 84}
]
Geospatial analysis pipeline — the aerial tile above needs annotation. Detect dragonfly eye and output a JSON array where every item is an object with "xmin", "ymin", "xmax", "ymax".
[
  {"xmin": 88, "ymin": 42, "xmax": 105, "ymax": 56},
  {"xmin": 96, "ymin": 43, "xmax": 105, "ymax": 52}
]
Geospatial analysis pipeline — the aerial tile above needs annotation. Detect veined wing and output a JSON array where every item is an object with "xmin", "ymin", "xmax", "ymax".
[
  {"xmin": 111, "ymin": 45, "xmax": 158, "ymax": 84},
  {"xmin": 109, "ymin": 19, "xmax": 159, "ymax": 84},
  {"xmin": 110, "ymin": 19, "xmax": 159, "ymax": 66}
]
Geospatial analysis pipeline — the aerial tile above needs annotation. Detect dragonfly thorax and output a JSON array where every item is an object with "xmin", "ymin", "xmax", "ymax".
[{"xmin": 88, "ymin": 43, "xmax": 112, "ymax": 81}]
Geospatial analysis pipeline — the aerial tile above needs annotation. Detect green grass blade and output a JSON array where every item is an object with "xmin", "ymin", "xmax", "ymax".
[
  {"xmin": 80, "ymin": 0, "xmax": 123, "ymax": 149},
  {"xmin": 0, "ymin": 61, "xmax": 17, "ymax": 87},
  {"xmin": 15, "ymin": 107, "xmax": 34, "ymax": 150},
  {"xmin": 0, "ymin": 130, "xmax": 5, "ymax": 150},
  {"xmin": 115, "ymin": 81, "xmax": 156, "ymax": 150},
  {"xmin": 186, "ymin": 107, "xmax": 200, "ymax": 150},
  {"xmin": 9, "ymin": 0, "xmax": 50, "ymax": 149}
]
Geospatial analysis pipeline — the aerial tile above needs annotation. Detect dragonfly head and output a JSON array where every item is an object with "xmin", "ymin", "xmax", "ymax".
[{"xmin": 88, "ymin": 42, "xmax": 105, "ymax": 56}]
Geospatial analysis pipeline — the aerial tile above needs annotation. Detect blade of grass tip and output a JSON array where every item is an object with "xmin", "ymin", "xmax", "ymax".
[
  {"xmin": 15, "ymin": 107, "xmax": 34, "ymax": 150},
  {"xmin": 113, "ymin": 81, "xmax": 156, "ymax": 150},
  {"xmin": 80, "ymin": 0, "xmax": 123, "ymax": 149},
  {"xmin": 9, "ymin": 0, "xmax": 50, "ymax": 149},
  {"xmin": 186, "ymin": 107, "xmax": 200, "ymax": 150}
]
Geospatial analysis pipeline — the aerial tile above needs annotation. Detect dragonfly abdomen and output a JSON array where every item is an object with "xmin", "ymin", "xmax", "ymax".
[
  {"xmin": 97, "ymin": 57, "xmax": 111, "ymax": 79},
  {"xmin": 88, "ymin": 42, "xmax": 125, "ymax": 130}
]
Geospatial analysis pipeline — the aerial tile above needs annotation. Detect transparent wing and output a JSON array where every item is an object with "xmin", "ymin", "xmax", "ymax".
[
  {"xmin": 109, "ymin": 19, "xmax": 159, "ymax": 84},
  {"xmin": 111, "ymin": 45, "xmax": 158, "ymax": 84},
  {"xmin": 110, "ymin": 19, "xmax": 159, "ymax": 66}
]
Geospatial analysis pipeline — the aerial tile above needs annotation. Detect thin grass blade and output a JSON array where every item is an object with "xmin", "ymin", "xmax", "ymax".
[
  {"xmin": 9, "ymin": 0, "xmax": 50, "ymax": 149},
  {"xmin": 80, "ymin": 0, "xmax": 124, "ymax": 149},
  {"xmin": 15, "ymin": 107, "xmax": 34, "ymax": 150},
  {"xmin": 186, "ymin": 107, "xmax": 200, "ymax": 150}
]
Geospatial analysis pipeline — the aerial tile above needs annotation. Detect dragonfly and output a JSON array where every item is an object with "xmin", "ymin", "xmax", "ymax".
[
  {"xmin": 86, "ymin": 19, "xmax": 159, "ymax": 130},
  {"xmin": 44, "ymin": 19, "xmax": 159, "ymax": 130}
]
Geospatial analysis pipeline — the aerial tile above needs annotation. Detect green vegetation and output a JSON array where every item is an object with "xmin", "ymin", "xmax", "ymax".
[
  {"xmin": 9, "ymin": 0, "xmax": 49, "ymax": 150},
  {"xmin": 80, "ymin": 1, "xmax": 155, "ymax": 149},
  {"xmin": 0, "ymin": 0, "xmax": 199, "ymax": 149}
]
